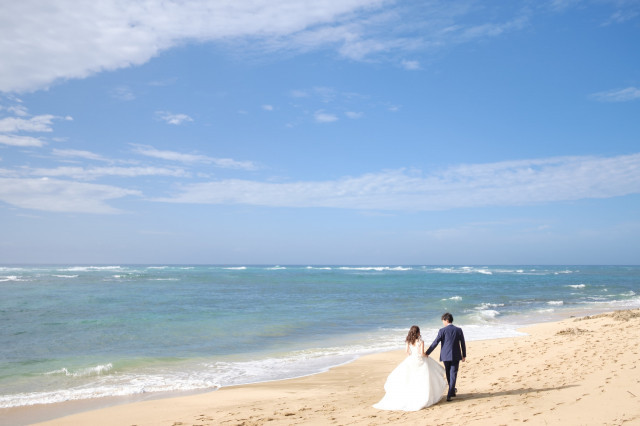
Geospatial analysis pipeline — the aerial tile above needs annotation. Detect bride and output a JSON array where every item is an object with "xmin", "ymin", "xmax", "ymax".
[{"xmin": 373, "ymin": 325, "xmax": 448, "ymax": 411}]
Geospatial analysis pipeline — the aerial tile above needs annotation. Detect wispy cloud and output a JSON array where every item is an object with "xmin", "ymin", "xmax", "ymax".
[
  {"xmin": 52, "ymin": 148, "xmax": 110, "ymax": 162},
  {"xmin": 2, "ymin": 105, "xmax": 29, "ymax": 116},
  {"xmin": 345, "ymin": 111, "xmax": 364, "ymax": 119},
  {"xmin": 111, "ymin": 86, "xmax": 135, "ymax": 101},
  {"xmin": 29, "ymin": 166, "xmax": 190, "ymax": 180},
  {"xmin": 0, "ymin": 134, "xmax": 45, "ymax": 147},
  {"xmin": 603, "ymin": 9, "xmax": 639, "ymax": 25},
  {"xmin": 155, "ymin": 111, "xmax": 194, "ymax": 125},
  {"xmin": 314, "ymin": 111, "xmax": 339, "ymax": 123},
  {"xmin": 0, "ymin": 114, "xmax": 71, "ymax": 133},
  {"xmin": 401, "ymin": 59, "xmax": 420, "ymax": 70},
  {"xmin": 551, "ymin": 0, "xmax": 640, "ymax": 25},
  {"xmin": 456, "ymin": 17, "xmax": 528, "ymax": 42},
  {"xmin": 0, "ymin": 177, "xmax": 140, "ymax": 214},
  {"xmin": 0, "ymin": 0, "xmax": 387, "ymax": 92},
  {"xmin": 590, "ymin": 87, "xmax": 640, "ymax": 102},
  {"xmin": 131, "ymin": 144, "xmax": 257, "ymax": 170},
  {"xmin": 0, "ymin": 104, "xmax": 73, "ymax": 148},
  {"xmin": 262, "ymin": 104, "xmax": 274, "ymax": 111},
  {"xmin": 2, "ymin": 1, "xmax": 632, "ymax": 95},
  {"xmin": 155, "ymin": 153, "xmax": 640, "ymax": 211},
  {"xmin": 0, "ymin": 1, "xmax": 540, "ymax": 93}
]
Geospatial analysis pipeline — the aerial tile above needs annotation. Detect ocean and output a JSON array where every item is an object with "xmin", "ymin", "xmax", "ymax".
[{"xmin": 1, "ymin": 265, "xmax": 638, "ymax": 410}]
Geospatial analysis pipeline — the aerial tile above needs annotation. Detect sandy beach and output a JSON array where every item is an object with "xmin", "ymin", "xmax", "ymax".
[{"xmin": 11, "ymin": 309, "xmax": 640, "ymax": 425}]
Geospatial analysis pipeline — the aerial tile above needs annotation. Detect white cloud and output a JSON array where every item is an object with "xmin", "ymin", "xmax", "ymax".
[
  {"xmin": 313, "ymin": 87, "xmax": 338, "ymax": 103},
  {"xmin": 603, "ymin": 9, "xmax": 639, "ymax": 25},
  {"xmin": 29, "ymin": 166, "xmax": 190, "ymax": 180},
  {"xmin": 401, "ymin": 59, "xmax": 420, "ymax": 70},
  {"xmin": 111, "ymin": 86, "xmax": 135, "ymax": 101},
  {"xmin": 552, "ymin": 0, "xmax": 640, "ymax": 25},
  {"xmin": 0, "ymin": 0, "xmax": 386, "ymax": 93},
  {"xmin": 156, "ymin": 111, "xmax": 194, "ymax": 125},
  {"xmin": 0, "ymin": 114, "xmax": 59, "ymax": 133},
  {"xmin": 345, "ymin": 111, "xmax": 364, "ymax": 119},
  {"xmin": 0, "ymin": 107, "xmax": 71, "ymax": 147},
  {"xmin": 52, "ymin": 148, "xmax": 109, "ymax": 162},
  {"xmin": 0, "ymin": 177, "xmax": 140, "ymax": 213},
  {"xmin": 314, "ymin": 111, "xmax": 339, "ymax": 123},
  {"xmin": 590, "ymin": 87, "xmax": 640, "ymax": 102},
  {"xmin": 457, "ymin": 17, "xmax": 528, "ymax": 41},
  {"xmin": 549, "ymin": 0, "xmax": 583, "ymax": 12},
  {"xmin": 0, "ymin": 1, "xmax": 542, "ymax": 93},
  {"xmin": 262, "ymin": 104, "xmax": 274, "ymax": 111},
  {"xmin": 0, "ymin": 134, "xmax": 45, "ymax": 147},
  {"xmin": 155, "ymin": 153, "xmax": 640, "ymax": 211},
  {"xmin": 4, "ymin": 105, "xmax": 29, "ymax": 116},
  {"xmin": 131, "ymin": 144, "xmax": 257, "ymax": 170}
]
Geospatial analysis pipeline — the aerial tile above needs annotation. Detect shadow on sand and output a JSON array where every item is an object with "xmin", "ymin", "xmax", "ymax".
[{"xmin": 452, "ymin": 384, "xmax": 579, "ymax": 402}]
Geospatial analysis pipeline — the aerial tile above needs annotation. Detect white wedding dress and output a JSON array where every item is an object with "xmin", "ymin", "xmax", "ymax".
[{"xmin": 373, "ymin": 339, "xmax": 448, "ymax": 411}]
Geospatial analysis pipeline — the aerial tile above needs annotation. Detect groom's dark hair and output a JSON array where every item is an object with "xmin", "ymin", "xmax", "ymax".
[{"xmin": 442, "ymin": 312, "xmax": 453, "ymax": 323}]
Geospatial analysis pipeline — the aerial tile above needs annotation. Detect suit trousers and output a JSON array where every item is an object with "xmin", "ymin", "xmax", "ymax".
[{"xmin": 443, "ymin": 360, "xmax": 460, "ymax": 398}]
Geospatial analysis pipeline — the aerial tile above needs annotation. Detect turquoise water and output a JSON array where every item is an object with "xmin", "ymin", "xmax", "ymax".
[{"xmin": 1, "ymin": 265, "xmax": 638, "ymax": 408}]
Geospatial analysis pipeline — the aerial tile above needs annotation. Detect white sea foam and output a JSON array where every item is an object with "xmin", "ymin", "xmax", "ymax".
[
  {"xmin": 430, "ymin": 267, "xmax": 455, "ymax": 273},
  {"xmin": 577, "ymin": 295, "xmax": 640, "ymax": 311},
  {"xmin": 476, "ymin": 302, "xmax": 504, "ymax": 309},
  {"xmin": 0, "ymin": 321, "xmax": 528, "ymax": 409},
  {"xmin": 0, "ymin": 275, "xmax": 20, "ymax": 282},
  {"xmin": 267, "ymin": 266, "xmax": 286, "ymax": 270},
  {"xmin": 430, "ymin": 266, "xmax": 492, "ymax": 274},
  {"xmin": 0, "ymin": 373, "xmax": 220, "ymax": 408},
  {"xmin": 52, "ymin": 274, "xmax": 79, "ymax": 278},
  {"xmin": 547, "ymin": 301, "xmax": 564, "ymax": 305},
  {"xmin": 338, "ymin": 266, "xmax": 411, "ymax": 271},
  {"xmin": 44, "ymin": 364, "xmax": 113, "ymax": 377},
  {"xmin": 223, "ymin": 266, "xmax": 247, "ymax": 270},
  {"xmin": 461, "ymin": 266, "xmax": 492, "ymax": 275},
  {"xmin": 306, "ymin": 266, "xmax": 332, "ymax": 270},
  {"xmin": 59, "ymin": 266, "xmax": 122, "ymax": 272},
  {"xmin": 468, "ymin": 309, "xmax": 501, "ymax": 322},
  {"xmin": 568, "ymin": 284, "xmax": 586, "ymax": 289},
  {"xmin": 442, "ymin": 296, "xmax": 462, "ymax": 301}
]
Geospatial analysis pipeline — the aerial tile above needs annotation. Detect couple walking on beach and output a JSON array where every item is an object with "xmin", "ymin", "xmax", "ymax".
[{"xmin": 373, "ymin": 313, "xmax": 466, "ymax": 411}]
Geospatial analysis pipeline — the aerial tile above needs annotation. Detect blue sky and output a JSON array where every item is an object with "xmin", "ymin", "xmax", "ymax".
[{"xmin": 1, "ymin": 0, "xmax": 639, "ymax": 264}]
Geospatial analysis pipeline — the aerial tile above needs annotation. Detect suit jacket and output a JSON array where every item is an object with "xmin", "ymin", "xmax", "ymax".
[{"xmin": 426, "ymin": 324, "xmax": 466, "ymax": 362}]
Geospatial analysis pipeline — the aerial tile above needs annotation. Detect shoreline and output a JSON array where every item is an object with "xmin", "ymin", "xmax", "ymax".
[{"xmin": 4, "ymin": 308, "xmax": 638, "ymax": 425}]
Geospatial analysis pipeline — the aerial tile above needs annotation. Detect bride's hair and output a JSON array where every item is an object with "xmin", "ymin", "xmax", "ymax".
[{"xmin": 405, "ymin": 325, "xmax": 421, "ymax": 344}]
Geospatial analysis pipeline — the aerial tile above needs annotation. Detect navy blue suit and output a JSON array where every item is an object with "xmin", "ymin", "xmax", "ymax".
[{"xmin": 426, "ymin": 324, "xmax": 466, "ymax": 398}]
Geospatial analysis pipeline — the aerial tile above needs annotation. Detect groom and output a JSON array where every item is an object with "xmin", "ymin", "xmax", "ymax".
[{"xmin": 425, "ymin": 312, "xmax": 466, "ymax": 401}]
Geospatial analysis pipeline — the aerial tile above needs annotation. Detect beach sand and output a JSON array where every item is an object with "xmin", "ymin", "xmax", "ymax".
[{"xmin": 20, "ymin": 309, "xmax": 640, "ymax": 425}]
